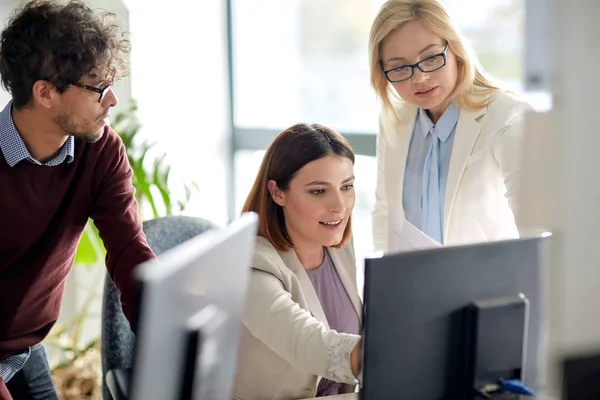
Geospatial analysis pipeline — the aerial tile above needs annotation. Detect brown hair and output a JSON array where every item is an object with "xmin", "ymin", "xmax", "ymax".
[
  {"xmin": 242, "ymin": 123, "xmax": 355, "ymax": 251},
  {"xmin": 0, "ymin": 0, "xmax": 130, "ymax": 108}
]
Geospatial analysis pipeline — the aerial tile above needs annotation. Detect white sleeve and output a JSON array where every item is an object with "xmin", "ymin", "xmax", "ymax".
[
  {"xmin": 491, "ymin": 101, "xmax": 533, "ymax": 235},
  {"xmin": 242, "ymin": 269, "xmax": 359, "ymax": 384}
]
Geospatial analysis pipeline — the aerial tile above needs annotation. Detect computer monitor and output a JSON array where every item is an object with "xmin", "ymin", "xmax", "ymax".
[
  {"xmin": 361, "ymin": 236, "xmax": 550, "ymax": 400},
  {"xmin": 128, "ymin": 213, "xmax": 258, "ymax": 400},
  {"xmin": 563, "ymin": 351, "xmax": 600, "ymax": 399}
]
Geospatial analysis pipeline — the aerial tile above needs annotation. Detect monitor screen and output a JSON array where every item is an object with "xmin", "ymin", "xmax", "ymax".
[
  {"xmin": 563, "ymin": 351, "xmax": 600, "ymax": 400},
  {"xmin": 361, "ymin": 236, "xmax": 550, "ymax": 400}
]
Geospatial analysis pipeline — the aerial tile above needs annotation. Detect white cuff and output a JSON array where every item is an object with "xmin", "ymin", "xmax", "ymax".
[{"xmin": 325, "ymin": 333, "xmax": 360, "ymax": 385}]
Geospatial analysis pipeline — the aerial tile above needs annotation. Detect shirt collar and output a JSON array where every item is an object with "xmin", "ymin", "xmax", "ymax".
[
  {"xmin": 417, "ymin": 101, "xmax": 460, "ymax": 143},
  {"xmin": 0, "ymin": 101, "xmax": 75, "ymax": 167}
]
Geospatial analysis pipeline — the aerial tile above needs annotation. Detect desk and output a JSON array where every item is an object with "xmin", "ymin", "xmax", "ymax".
[{"xmin": 301, "ymin": 394, "xmax": 357, "ymax": 400}]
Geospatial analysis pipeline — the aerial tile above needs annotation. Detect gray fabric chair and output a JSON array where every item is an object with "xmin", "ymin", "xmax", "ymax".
[{"xmin": 101, "ymin": 215, "xmax": 217, "ymax": 400}]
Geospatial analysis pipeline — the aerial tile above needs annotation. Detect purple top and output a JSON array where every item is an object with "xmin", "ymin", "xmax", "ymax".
[{"xmin": 307, "ymin": 248, "xmax": 360, "ymax": 396}]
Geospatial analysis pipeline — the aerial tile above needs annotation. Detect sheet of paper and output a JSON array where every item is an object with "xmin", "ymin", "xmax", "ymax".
[{"xmin": 388, "ymin": 211, "xmax": 442, "ymax": 253}]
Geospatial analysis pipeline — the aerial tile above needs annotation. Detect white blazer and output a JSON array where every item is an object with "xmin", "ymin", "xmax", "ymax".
[
  {"xmin": 373, "ymin": 89, "xmax": 532, "ymax": 251},
  {"xmin": 233, "ymin": 236, "xmax": 361, "ymax": 400}
]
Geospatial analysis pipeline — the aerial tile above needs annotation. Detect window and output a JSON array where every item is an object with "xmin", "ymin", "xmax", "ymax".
[
  {"xmin": 444, "ymin": 0, "xmax": 525, "ymax": 89},
  {"xmin": 231, "ymin": 0, "xmax": 535, "ymax": 136},
  {"xmin": 232, "ymin": 0, "xmax": 384, "ymax": 133}
]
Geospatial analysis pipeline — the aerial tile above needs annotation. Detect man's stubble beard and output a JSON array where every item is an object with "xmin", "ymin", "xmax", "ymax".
[{"xmin": 54, "ymin": 112, "xmax": 104, "ymax": 143}]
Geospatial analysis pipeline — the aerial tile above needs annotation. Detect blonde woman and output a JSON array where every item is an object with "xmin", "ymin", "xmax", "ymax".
[{"xmin": 369, "ymin": 0, "xmax": 532, "ymax": 251}]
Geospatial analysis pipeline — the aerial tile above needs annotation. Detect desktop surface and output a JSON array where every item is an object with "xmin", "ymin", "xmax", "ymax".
[{"xmin": 301, "ymin": 394, "xmax": 356, "ymax": 400}]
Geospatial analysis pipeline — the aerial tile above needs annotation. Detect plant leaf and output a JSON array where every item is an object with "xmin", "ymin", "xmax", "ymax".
[{"xmin": 74, "ymin": 221, "xmax": 105, "ymax": 266}]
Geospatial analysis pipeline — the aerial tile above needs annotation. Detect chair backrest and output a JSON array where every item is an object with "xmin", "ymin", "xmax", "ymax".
[{"xmin": 101, "ymin": 215, "xmax": 217, "ymax": 400}]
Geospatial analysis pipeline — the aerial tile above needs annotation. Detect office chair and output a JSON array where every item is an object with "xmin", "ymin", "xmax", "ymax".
[{"xmin": 101, "ymin": 215, "xmax": 217, "ymax": 400}]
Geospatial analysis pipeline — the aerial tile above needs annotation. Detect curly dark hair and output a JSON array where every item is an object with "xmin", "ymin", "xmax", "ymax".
[{"xmin": 0, "ymin": 0, "xmax": 131, "ymax": 108}]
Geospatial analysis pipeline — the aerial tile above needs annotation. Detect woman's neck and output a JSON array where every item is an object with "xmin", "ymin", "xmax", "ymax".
[
  {"xmin": 294, "ymin": 243, "xmax": 325, "ymax": 271},
  {"xmin": 426, "ymin": 98, "xmax": 452, "ymax": 124}
]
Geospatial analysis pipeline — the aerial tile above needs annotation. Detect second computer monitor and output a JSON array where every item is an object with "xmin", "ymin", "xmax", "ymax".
[{"xmin": 361, "ymin": 235, "xmax": 550, "ymax": 400}]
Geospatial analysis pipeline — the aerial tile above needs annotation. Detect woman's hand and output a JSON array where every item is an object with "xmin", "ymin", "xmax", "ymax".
[{"xmin": 351, "ymin": 340, "xmax": 362, "ymax": 378}]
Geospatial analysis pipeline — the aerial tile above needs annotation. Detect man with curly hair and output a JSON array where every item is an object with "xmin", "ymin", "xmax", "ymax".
[{"xmin": 0, "ymin": 1, "xmax": 156, "ymax": 398}]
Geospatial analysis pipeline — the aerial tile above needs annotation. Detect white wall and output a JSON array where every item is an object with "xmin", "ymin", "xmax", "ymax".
[{"xmin": 521, "ymin": 0, "xmax": 600, "ymax": 395}]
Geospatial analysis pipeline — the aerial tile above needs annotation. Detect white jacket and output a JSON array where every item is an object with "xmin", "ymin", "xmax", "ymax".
[
  {"xmin": 233, "ymin": 236, "xmax": 361, "ymax": 400},
  {"xmin": 373, "ymin": 89, "xmax": 532, "ymax": 251}
]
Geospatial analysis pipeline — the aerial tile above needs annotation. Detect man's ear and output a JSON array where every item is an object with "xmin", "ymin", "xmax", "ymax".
[
  {"xmin": 267, "ymin": 180, "xmax": 286, "ymax": 206},
  {"xmin": 31, "ymin": 80, "xmax": 59, "ymax": 109}
]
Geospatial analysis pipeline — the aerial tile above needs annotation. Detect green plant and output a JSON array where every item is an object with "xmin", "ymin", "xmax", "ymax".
[{"xmin": 116, "ymin": 100, "xmax": 196, "ymax": 219}]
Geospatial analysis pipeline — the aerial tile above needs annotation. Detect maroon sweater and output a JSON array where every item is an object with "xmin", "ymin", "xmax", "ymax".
[{"xmin": 0, "ymin": 127, "xmax": 155, "ymax": 360}]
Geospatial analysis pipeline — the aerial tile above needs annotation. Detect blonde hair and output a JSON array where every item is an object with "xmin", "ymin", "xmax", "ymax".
[{"xmin": 369, "ymin": 0, "xmax": 499, "ymax": 115}]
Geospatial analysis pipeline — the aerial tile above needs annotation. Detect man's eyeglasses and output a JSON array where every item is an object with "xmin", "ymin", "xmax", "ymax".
[
  {"xmin": 70, "ymin": 69, "xmax": 116, "ymax": 103},
  {"xmin": 382, "ymin": 42, "xmax": 449, "ymax": 83},
  {"xmin": 70, "ymin": 82, "xmax": 113, "ymax": 103}
]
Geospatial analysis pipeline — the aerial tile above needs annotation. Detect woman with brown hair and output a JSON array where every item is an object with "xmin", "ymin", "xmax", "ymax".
[{"xmin": 233, "ymin": 123, "xmax": 361, "ymax": 399}]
